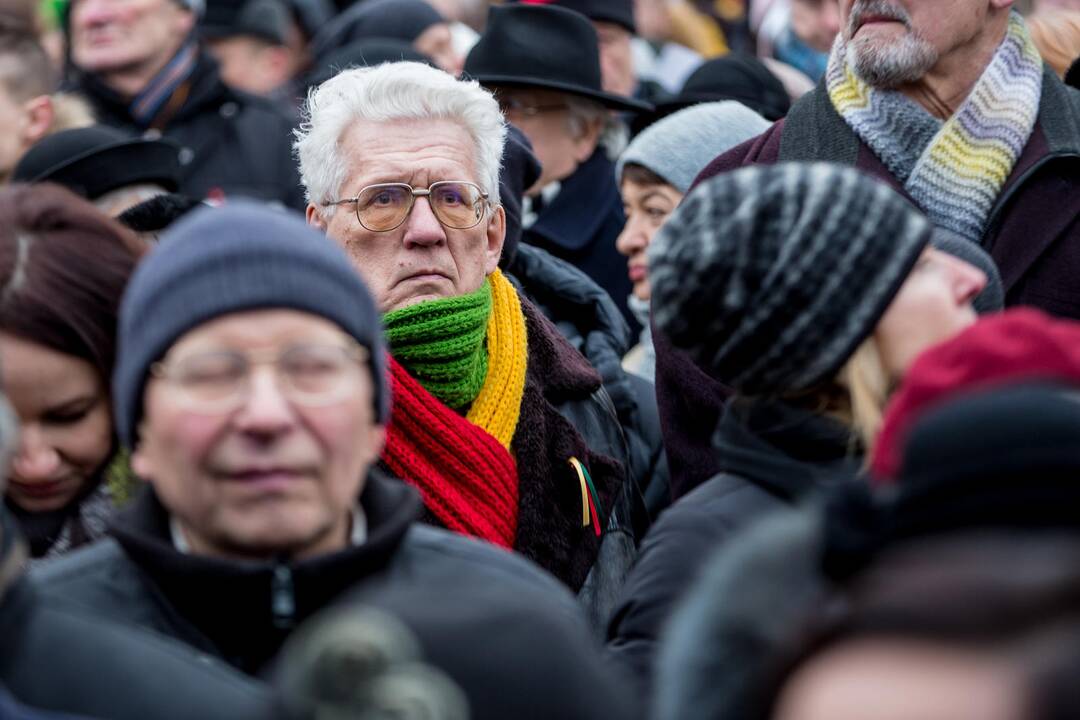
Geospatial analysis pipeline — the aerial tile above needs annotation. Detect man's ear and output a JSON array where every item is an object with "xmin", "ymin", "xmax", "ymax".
[
  {"xmin": 572, "ymin": 116, "xmax": 604, "ymax": 163},
  {"xmin": 307, "ymin": 203, "xmax": 328, "ymax": 231},
  {"xmin": 485, "ymin": 204, "xmax": 506, "ymax": 275},
  {"xmin": 21, "ymin": 95, "xmax": 54, "ymax": 147}
]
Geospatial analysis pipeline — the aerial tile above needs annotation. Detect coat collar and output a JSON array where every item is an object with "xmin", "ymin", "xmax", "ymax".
[
  {"xmin": 525, "ymin": 149, "xmax": 622, "ymax": 253},
  {"xmin": 109, "ymin": 470, "xmax": 420, "ymax": 673}
]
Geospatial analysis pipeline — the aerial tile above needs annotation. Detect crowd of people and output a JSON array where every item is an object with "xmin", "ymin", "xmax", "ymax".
[{"xmin": 0, "ymin": 0, "xmax": 1077, "ymax": 718}]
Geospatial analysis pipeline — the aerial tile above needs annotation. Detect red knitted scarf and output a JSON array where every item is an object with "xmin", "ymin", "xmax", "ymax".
[{"xmin": 382, "ymin": 356, "xmax": 519, "ymax": 548}]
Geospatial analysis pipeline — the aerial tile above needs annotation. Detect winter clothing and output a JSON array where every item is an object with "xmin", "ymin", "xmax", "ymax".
[
  {"xmin": 33, "ymin": 473, "xmax": 637, "ymax": 720},
  {"xmin": 607, "ymin": 398, "xmax": 858, "ymax": 700},
  {"xmin": 512, "ymin": 0, "xmax": 636, "ymax": 35},
  {"xmin": 71, "ymin": 49, "xmax": 304, "ymax": 209},
  {"xmin": 302, "ymin": 39, "xmax": 434, "ymax": 91},
  {"xmin": 7, "ymin": 486, "xmax": 113, "ymax": 562},
  {"xmin": 309, "ymin": 0, "xmax": 443, "ymax": 62},
  {"xmin": 383, "ymin": 272, "xmax": 527, "ymax": 549},
  {"xmin": 632, "ymin": 54, "xmax": 790, "ymax": 134},
  {"xmin": 201, "ymin": 0, "xmax": 291, "ymax": 45},
  {"xmin": 693, "ymin": 54, "xmax": 1080, "ymax": 321},
  {"xmin": 871, "ymin": 308, "xmax": 1080, "ymax": 480},
  {"xmin": 649, "ymin": 162, "xmax": 930, "ymax": 397},
  {"xmin": 524, "ymin": 148, "xmax": 639, "ymax": 335},
  {"xmin": 464, "ymin": 4, "xmax": 651, "ymax": 113},
  {"xmin": 0, "ymin": 687, "xmax": 90, "ymax": 720},
  {"xmin": 506, "ymin": 244, "xmax": 666, "ymax": 521},
  {"xmin": 826, "ymin": 13, "xmax": 1043, "ymax": 242},
  {"xmin": 624, "ymin": 295, "xmax": 654, "ymax": 381},
  {"xmin": 12, "ymin": 125, "xmax": 181, "ymax": 198},
  {"xmin": 497, "ymin": 124, "xmax": 543, "ymax": 269},
  {"xmin": 112, "ymin": 201, "xmax": 388, "ymax": 448},
  {"xmin": 0, "ymin": 509, "xmax": 274, "ymax": 720},
  {"xmin": 616, "ymin": 101, "xmax": 771, "ymax": 194},
  {"xmin": 384, "ymin": 280, "xmax": 496, "ymax": 411}
]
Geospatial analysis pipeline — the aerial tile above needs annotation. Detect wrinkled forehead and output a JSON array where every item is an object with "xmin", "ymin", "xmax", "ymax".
[{"xmin": 337, "ymin": 116, "xmax": 482, "ymax": 190}]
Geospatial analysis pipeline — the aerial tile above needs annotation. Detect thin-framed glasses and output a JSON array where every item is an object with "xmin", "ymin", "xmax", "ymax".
[
  {"xmin": 323, "ymin": 180, "xmax": 490, "ymax": 232},
  {"xmin": 150, "ymin": 343, "xmax": 369, "ymax": 414},
  {"xmin": 498, "ymin": 97, "xmax": 570, "ymax": 118}
]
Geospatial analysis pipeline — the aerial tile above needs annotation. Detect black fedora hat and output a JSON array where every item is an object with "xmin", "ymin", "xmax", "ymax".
[
  {"xmin": 464, "ymin": 4, "xmax": 651, "ymax": 114},
  {"xmin": 13, "ymin": 125, "xmax": 181, "ymax": 200},
  {"xmin": 508, "ymin": 0, "xmax": 635, "ymax": 35}
]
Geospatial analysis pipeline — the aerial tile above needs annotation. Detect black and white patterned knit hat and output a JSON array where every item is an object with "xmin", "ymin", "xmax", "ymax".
[{"xmin": 648, "ymin": 162, "xmax": 931, "ymax": 396}]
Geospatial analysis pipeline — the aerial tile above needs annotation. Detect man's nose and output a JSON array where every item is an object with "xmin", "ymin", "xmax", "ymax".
[
  {"xmin": 232, "ymin": 367, "xmax": 297, "ymax": 437},
  {"xmin": 402, "ymin": 197, "xmax": 447, "ymax": 248},
  {"xmin": 12, "ymin": 425, "xmax": 61, "ymax": 481}
]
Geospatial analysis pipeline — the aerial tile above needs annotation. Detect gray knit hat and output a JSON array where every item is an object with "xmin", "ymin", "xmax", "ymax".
[
  {"xmin": 649, "ymin": 163, "xmax": 932, "ymax": 396},
  {"xmin": 615, "ymin": 102, "xmax": 771, "ymax": 193},
  {"xmin": 113, "ymin": 201, "xmax": 387, "ymax": 449}
]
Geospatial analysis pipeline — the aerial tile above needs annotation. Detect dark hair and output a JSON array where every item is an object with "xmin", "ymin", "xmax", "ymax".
[
  {"xmin": 0, "ymin": 23, "xmax": 54, "ymax": 100},
  {"xmin": 620, "ymin": 162, "xmax": 669, "ymax": 188},
  {"xmin": 0, "ymin": 183, "xmax": 146, "ymax": 384},
  {"xmin": 763, "ymin": 533, "xmax": 1080, "ymax": 720}
]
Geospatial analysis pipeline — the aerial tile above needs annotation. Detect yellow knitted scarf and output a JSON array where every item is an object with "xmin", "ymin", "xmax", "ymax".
[{"xmin": 465, "ymin": 269, "xmax": 528, "ymax": 449}]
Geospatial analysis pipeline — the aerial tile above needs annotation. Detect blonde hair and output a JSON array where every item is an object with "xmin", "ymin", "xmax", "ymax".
[{"xmin": 1026, "ymin": 9, "xmax": 1080, "ymax": 78}]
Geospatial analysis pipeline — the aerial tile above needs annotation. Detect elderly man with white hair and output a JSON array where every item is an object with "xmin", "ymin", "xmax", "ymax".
[{"xmin": 299, "ymin": 61, "xmax": 642, "ymax": 629}]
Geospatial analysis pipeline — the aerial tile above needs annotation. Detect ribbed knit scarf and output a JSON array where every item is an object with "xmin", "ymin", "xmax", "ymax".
[
  {"xmin": 130, "ymin": 39, "xmax": 199, "ymax": 128},
  {"xmin": 826, "ymin": 12, "xmax": 1043, "ymax": 241},
  {"xmin": 382, "ymin": 270, "xmax": 529, "ymax": 548}
]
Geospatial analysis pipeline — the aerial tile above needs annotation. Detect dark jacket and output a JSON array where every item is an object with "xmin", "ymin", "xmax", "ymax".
[
  {"xmin": 0, "ymin": 510, "xmax": 273, "ymax": 720},
  {"xmin": 0, "ymin": 688, "xmax": 90, "ymax": 720},
  {"xmin": 524, "ymin": 149, "xmax": 638, "ymax": 336},
  {"xmin": 606, "ymin": 399, "xmax": 859, "ymax": 700},
  {"xmin": 658, "ymin": 67, "xmax": 1080, "ymax": 497},
  {"xmin": 508, "ymin": 242, "xmax": 668, "ymax": 519},
  {"xmin": 72, "ymin": 52, "xmax": 305, "ymax": 210},
  {"xmin": 33, "ymin": 473, "xmax": 634, "ymax": 720},
  {"xmin": 504, "ymin": 298, "xmax": 643, "ymax": 632}
]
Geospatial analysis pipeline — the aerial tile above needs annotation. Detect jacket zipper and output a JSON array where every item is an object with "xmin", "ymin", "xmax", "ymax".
[
  {"xmin": 981, "ymin": 151, "xmax": 1080, "ymax": 249},
  {"xmin": 271, "ymin": 563, "xmax": 295, "ymax": 630}
]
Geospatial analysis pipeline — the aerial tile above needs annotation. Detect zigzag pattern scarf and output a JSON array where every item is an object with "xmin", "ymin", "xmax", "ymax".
[
  {"xmin": 382, "ymin": 270, "xmax": 528, "ymax": 548},
  {"xmin": 826, "ymin": 13, "xmax": 1043, "ymax": 241}
]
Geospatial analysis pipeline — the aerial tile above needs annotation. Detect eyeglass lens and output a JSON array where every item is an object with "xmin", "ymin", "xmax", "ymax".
[
  {"xmin": 170, "ymin": 345, "xmax": 361, "ymax": 410},
  {"xmin": 355, "ymin": 182, "xmax": 484, "ymax": 231}
]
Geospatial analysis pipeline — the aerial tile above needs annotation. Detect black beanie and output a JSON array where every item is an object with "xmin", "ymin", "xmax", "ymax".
[
  {"xmin": 113, "ymin": 201, "xmax": 388, "ymax": 448},
  {"xmin": 497, "ymin": 124, "xmax": 542, "ymax": 269},
  {"xmin": 649, "ymin": 163, "xmax": 931, "ymax": 396}
]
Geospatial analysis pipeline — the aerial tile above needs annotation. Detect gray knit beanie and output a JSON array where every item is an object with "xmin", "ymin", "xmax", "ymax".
[
  {"xmin": 113, "ymin": 201, "xmax": 387, "ymax": 449},
  {"xmin": 649, "ymin": 163, "xmax": 932, "ymax": 396},
  {"xmin": 615, "ymin": 102, "xmax": 771, "ymax": 193}
]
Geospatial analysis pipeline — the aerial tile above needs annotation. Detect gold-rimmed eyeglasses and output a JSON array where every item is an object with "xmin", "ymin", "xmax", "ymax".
[
  {"xmin": 150, "ymin": 343, "xmax": 370, "ymax": 414},
  {"xmin": 323, "ymin": 180, "xmax": 490, "ymax": 232}
]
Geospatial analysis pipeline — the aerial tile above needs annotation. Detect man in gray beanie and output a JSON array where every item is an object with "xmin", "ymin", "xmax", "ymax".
[{"xmin": 34, "ymin": 201, "xmax": 636, "ymax": 720}]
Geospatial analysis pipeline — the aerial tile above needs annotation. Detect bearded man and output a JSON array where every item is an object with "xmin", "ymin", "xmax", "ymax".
[
  {"xmin": 299, "ymin": 62, "xmax": 643, "ymax": 629},
  {"xmin": 657, "ymin": 0, "xmax": 1080, "ymax": 499}
]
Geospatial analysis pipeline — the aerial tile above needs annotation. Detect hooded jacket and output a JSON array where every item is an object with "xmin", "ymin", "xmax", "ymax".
[
  {"xmin": 0, "ymin": 509, "xmax": 274, "ymax": 720},
  {"xmin": 33, "ymin": 472, "xmax": 635, "ymax": 720},
  {"xmin": 606, "ymin": 399, "xmax": 859, "ymax": 700},
  {"xmin": 71, "ymin": 51, "xmax": 305, "ymax": 210}
]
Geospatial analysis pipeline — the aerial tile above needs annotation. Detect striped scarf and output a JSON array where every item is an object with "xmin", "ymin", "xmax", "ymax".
[
  {"xmin": 130, "ymin": 39, "xmax": 199, "ymax": 128},
  {"xmin": 382, "ymin": 270, "xmax": 528, "ymax": 547},
  {"xmin": 826, "ymin": 13, "xmax": 1043, "ymax": 242}
]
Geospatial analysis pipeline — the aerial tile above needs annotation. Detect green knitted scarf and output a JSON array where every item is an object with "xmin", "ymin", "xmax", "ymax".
[{"xmin": 383, "ymin": 280, "xmax": 492, "ymax": 409}]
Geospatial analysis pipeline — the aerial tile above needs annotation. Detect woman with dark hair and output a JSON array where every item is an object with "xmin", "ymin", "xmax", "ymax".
[{"xmin": 0, "ymin": 183, "xmax": 145, "ymax": 559}]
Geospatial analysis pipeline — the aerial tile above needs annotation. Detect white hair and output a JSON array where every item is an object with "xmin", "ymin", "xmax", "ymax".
[
  {"xmin": 565, "ymin": 95, "xmax": 627, "ymax": 159},
  {"xmin": 294, "ymin": 62, "xmax": 507, "ymax": 215}
]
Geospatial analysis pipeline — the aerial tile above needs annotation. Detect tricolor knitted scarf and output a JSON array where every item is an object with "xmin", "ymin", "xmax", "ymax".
[
  {"xmin": 381, "ymin": 270, "xmax": 528, "ymax": 548},
  {"xmin": 826, "ymin": 12, "xmax": 1043, "ymax": 242}
]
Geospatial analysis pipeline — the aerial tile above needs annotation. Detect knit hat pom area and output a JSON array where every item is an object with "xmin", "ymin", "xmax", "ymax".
[{"xmin": 648, "ymin": 163, "xmax": 932, "ymax": 396}]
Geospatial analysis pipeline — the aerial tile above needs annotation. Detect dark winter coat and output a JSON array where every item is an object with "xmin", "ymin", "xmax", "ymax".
[
  {"xmin": 657, "ymin": 67, "xmax": 1080, "ymax": 497},
  {"xmin": 501, "ymin": 297, "xmax": 643, "ymax": 631},
  {"xmin": 0, "ymin": 687, "xmax": 90, "ymax": 720},
  {"xmin": 508, "ymin": 242, "xmax": 668, "ymax": 519},
  {"xmin": 606, "ymin": 399, "xmax": 859, "ymax": 700},
  {"xmin": 0, "ymin": 510, "xmax": 274, "ymax": 720},
  {"xmin": 524, "ymin": 149, "xmax": 638, "ymax": 336},
  {"xmin": 33, "ymin": 473, "xmax": 635, "ymax": 720},
  {"xmin": 72, "ymin": 52, "xmax": 305, "ymax": 210}
]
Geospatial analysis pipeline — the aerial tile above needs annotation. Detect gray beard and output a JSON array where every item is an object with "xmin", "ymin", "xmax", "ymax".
[{"xmin": 844, "ymin": 0, "xmax": 939, "ymax": 89}]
